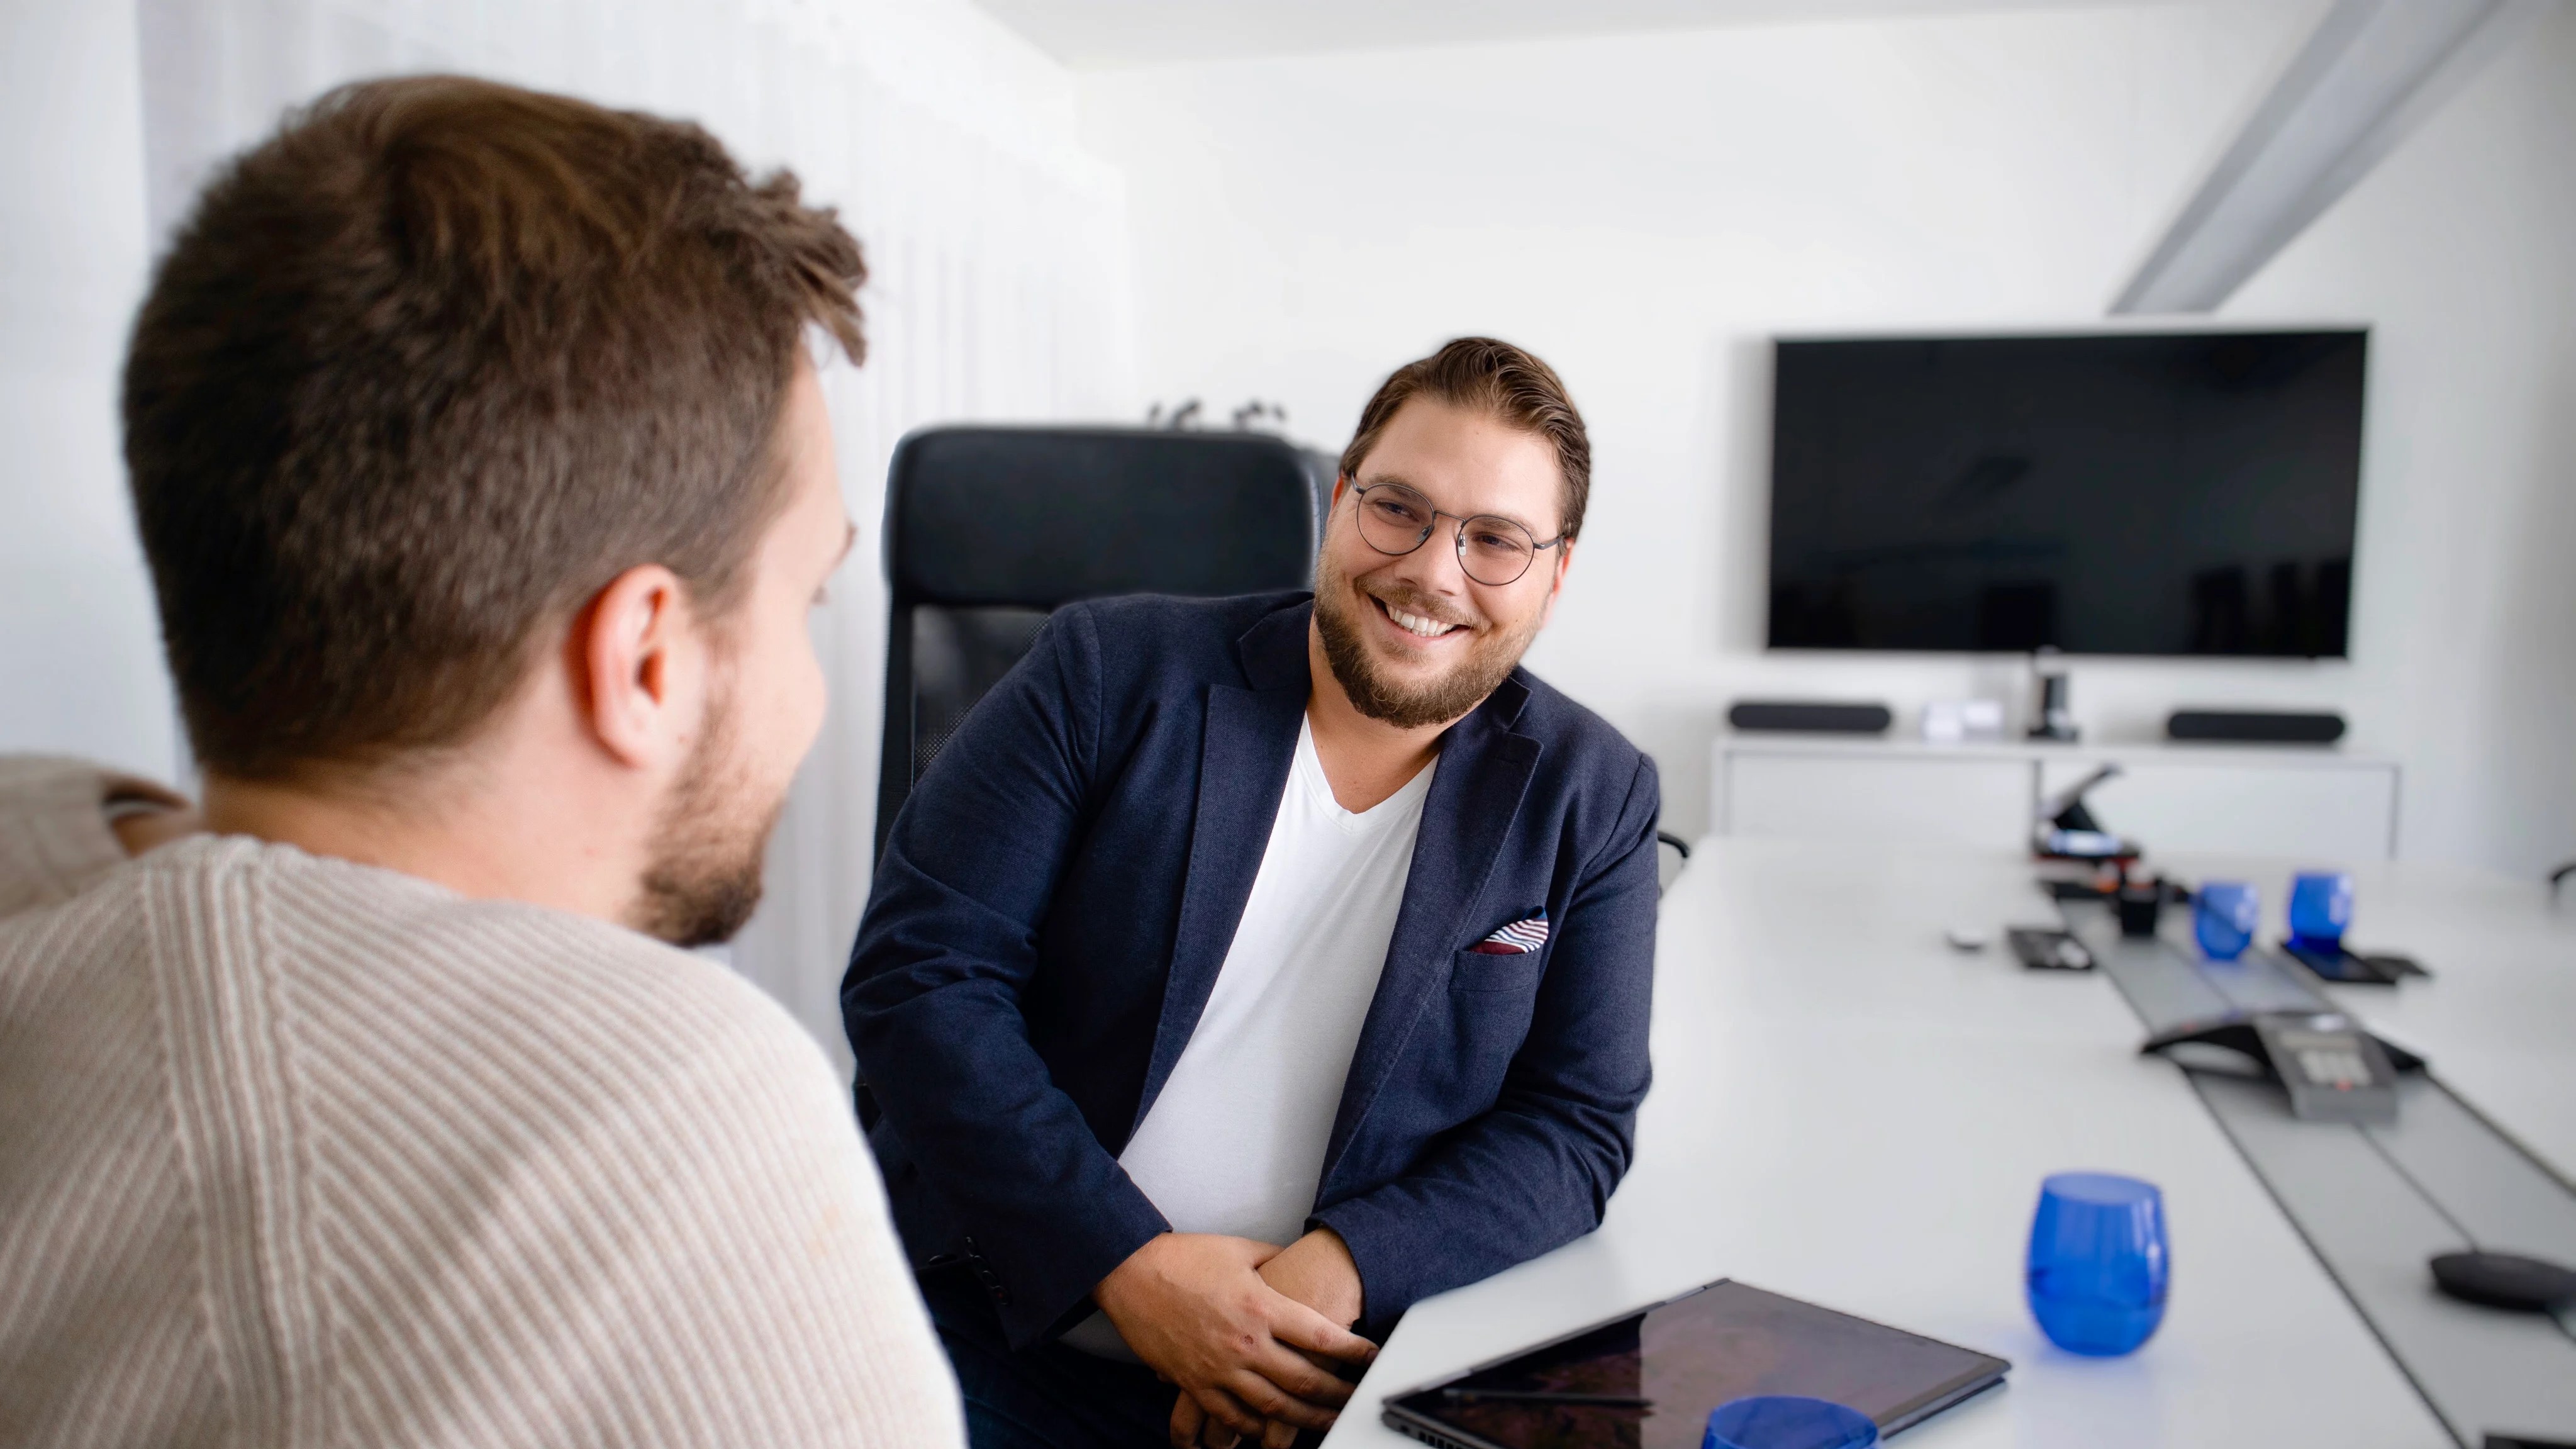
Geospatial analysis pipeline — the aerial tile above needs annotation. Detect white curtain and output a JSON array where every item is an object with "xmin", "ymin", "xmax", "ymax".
[{"xmin": 137, "ymin": 0, "xmax": 1137, "ymax": 1065}]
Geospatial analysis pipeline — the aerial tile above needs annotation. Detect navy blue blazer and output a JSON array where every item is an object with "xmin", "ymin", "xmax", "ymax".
[{"xmin": 842, "ymin": 591, "xmax": 1659, "ymax": 1347}]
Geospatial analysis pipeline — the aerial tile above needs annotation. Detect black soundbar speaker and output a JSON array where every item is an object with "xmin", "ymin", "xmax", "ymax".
[
  {"xmin": 2166, "ymin": 709, "xmax": 2346, "ymax": 744},
  {"xmin": 1729, "ymin": 700, "xmax": 1893, "ymax": 735}
]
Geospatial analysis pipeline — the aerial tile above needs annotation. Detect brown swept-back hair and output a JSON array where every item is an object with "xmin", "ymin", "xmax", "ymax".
[
  {"xmin": 1337, "ymin": 337, "xmax": 1592, "ymax": 542},
  {"xmin": 123, "ymin": 75, "xmax": 866, "ymax": 781}
]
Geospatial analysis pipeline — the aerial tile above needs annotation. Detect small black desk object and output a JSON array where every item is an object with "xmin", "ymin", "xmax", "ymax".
[
  {"xmin": 2008, "ymin": 926, "xmax": 2094, "ymax": 972},
  {"xmin": 2283, "ymin": 939, "xmax": 2429, "ymax": 986},
  {"xmin": 2430, "ymin": 1251, "xmax": 2576, "ymax": 1313}
]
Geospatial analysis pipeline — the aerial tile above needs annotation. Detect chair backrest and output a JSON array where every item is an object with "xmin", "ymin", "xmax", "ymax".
[
  {"xmin": 876, "ymin": 425, "xmax": 1323, "ymax": 856},
  {"xmin": 1654, "ymin": 831, "xmax": 1691, "ymax": 896}
]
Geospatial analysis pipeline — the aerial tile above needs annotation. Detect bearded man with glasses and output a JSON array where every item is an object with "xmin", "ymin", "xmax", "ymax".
[{"xmin": 845, "ymin": 337, "xmax": 1660, "ymax": 1449}]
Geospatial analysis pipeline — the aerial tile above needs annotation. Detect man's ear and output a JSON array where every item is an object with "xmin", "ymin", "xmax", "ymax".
[
  {"xmin": 575, "ymin": 563, "xmax": 694, "ymax": 770},
  {"xmin": 1537, "ymin": 539, "xmax": 1575, "ymax": 626}
]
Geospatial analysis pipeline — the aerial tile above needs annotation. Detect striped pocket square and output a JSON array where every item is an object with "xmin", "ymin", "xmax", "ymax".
[{"xmin": 1471, "ymin": 910, "xmax": 1549, "ymax": 954}]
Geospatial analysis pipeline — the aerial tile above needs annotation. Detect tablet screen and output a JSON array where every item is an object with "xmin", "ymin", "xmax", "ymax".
[{"xmin": 1385, "ymin": 1280, "xmax": 2009, "ymax": 1449}]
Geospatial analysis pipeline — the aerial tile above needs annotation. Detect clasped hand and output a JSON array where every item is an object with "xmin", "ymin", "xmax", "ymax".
[{"xmin": 1094, "ymin": 1231, "xmax": 1374, "ymax": 1449}]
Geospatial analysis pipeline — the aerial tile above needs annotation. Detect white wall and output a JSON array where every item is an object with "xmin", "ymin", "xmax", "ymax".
[
  {"xmin": 2223, "ymin": 6, "xmax": 2576, "ymax": 883},
  {"xmin": 12, "ymin": 0, "xmax": 2567, "ymax": 904},
  {"xmin": 6, "ymin": 0, "xmax": 1130, "ymax": 1057},
  {"xmin": 1078, "ymin": 1, "xmax": 2576, "ymax": 876},
  {"xmin": 0, "ymin": 0, "xmax": 175, "ymax": 780}
]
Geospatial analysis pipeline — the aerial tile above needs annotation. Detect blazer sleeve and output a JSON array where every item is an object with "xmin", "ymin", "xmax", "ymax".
[
  {"xmin": 1310, "ymin": 752, "xmax": 1660, "ymax": 1335},
  {"xmin": 839, "ymin": 607, "xmax": 1171, "ymax": 1345}
]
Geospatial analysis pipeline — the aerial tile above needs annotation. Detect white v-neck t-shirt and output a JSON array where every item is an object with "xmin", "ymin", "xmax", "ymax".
[{"xmin": 1062, "ymin": 715, "xmax": 1434, "ymax": 1358}]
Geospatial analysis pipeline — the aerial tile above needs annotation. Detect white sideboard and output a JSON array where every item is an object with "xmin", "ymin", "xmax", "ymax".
[{"xmin": 1712, "ymin": 735, "xmax": 2402, "ymax": 860}]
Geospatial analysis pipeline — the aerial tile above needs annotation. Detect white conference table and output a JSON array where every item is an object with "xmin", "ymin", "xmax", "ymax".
[{"xmin": 1322, "ymin": 836, "xmax": 2574, "ymax": 1448}]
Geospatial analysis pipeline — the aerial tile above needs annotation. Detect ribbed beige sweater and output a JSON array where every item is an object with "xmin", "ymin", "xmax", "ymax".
[
  {"xmin": 0, "ymin": 757, "xmax": 964, "ymax": 1448},
  {"xmin": 0, "ymin": 755, "xmax": 178, "ymax": 919}
]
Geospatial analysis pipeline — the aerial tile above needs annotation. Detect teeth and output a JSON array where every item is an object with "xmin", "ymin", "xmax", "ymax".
[{"xmin": 1385, "ymin": 603, "xmax": 1459, "ymax": 639}]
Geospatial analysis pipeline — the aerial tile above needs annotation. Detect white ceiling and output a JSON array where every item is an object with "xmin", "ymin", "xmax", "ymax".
[{"xmin": 971, "ymin": 0, "xmax": 2207, "ymax": 69}]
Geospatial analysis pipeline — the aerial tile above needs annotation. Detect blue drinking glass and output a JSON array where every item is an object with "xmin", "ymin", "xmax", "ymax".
[
  {"xmin": 2026, "ymin": 1172, "xmax": 2168, "ymax": 1356},
  {"xmin": 2193, "ymin": 881, "xmax": 2258, "ymax": 961},
  {"xmin": 1703, "ymin": 1396, "xmax": 1878, "ymax": 1449},
  {"xmin": 2288, "ymin": 871, "xmax": 2354, "ymax": 950}
]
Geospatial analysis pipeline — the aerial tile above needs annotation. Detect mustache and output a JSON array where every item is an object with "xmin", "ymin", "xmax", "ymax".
[{"xmin": 1358, "ymin": 581, "xmax": 1480, "ymax": 631}]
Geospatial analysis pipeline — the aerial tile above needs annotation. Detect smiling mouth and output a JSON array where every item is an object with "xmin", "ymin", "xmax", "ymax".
[{"xmin": 1372, "ymin": 593, "xmax": 1468, "ymax": 641}]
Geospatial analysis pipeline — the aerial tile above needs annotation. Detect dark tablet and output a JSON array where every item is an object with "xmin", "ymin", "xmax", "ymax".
[{"xmin": 1382, "ymin": 1279, "xmax": 2009, "ymax": 1449}]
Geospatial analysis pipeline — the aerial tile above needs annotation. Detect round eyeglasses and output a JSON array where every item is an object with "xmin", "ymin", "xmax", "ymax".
[{"xmin": 1346, "ymin": 479, "xmax": 1566, "ymax": 587}]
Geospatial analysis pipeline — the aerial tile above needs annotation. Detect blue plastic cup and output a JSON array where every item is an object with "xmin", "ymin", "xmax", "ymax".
[
  {"xmin": 2026, "ymin": 1172, "xmax": 2169, "ymax": 1356},
  {"xmin": 2193, "ymin": 881, "xmax": 2258, "ymax": 961},
  {"xmin": 2288, "ymin": 871, "xmax": 2353, "ymax": 949},
  {"xmin": 1703, "ymin": 1396, "xmax": 1878, "ymax": 1449}
]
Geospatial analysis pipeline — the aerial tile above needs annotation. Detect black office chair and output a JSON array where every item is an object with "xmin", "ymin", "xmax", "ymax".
[
  {"xmin": 875, "ymin": 425, "xmax": 1322, "ymax": 857},
  {"xmin": 1654, "ymin": 831, "xmax": 1692, "ymax": 896}
]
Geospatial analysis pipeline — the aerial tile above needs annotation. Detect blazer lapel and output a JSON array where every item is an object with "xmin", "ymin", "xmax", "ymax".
[
  {"xmin": 1133, "ymin": 601, "xmax": 1312, "ymax": 1131},
  {"xmin": 1318, "ymin": 673, "xmax": 1540, "ymax": 1183}
]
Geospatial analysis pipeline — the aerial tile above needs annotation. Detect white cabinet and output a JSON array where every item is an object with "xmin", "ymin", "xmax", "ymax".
[
  {"xmin": 1716, "ymin": 738, "xmax": 2402, "ymax": 861},
  {"xmin": 2035, "ymin": 757, "xmax": 2399, "ymax": 859},
  {"xmin": 1720, "ymin": 752, "xmax": 2031, "ymax": 849}
]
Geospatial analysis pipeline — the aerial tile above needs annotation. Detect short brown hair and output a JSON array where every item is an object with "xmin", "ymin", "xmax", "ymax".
[
  {"xmin": 1337, "ymin": 337, "xmax": 1591, "ymax": 541},
  {"xmin": 123, "ymin": 75, "xmax": 866, "ymax": 781}
]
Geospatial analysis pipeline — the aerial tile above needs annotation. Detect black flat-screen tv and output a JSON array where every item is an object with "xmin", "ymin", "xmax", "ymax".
[{"xmin": 1766, "ymin": 330, "xmax": 2365, "ymax": 657}]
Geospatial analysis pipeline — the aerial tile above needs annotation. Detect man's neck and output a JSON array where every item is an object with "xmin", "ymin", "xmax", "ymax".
[
  {"xmin": 1303, "ymin": 620, "xmax": 1452, "ymax": 814},
  {"xmin": 200, "ymin": 757, "xmax": 645, "ymax": 927}
]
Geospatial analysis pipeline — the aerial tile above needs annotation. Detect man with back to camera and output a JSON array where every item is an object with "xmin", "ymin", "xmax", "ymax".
[
  {"xmin": 0, "ymin": 76, "xmax": 964, "ymax": 1446},
  {"xmin": 844, "ymin": 337, "xmax": 1662, "ymax": 1448}
]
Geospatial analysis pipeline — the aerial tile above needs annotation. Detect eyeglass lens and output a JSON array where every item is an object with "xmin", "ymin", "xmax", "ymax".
[{"xmin": 1355, "ymin": 484, "xmax": 1539, "ymax": 586}]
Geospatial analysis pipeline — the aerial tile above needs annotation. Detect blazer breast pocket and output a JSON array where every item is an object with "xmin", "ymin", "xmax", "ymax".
[
  {"xmin": 1450, "ymin": 943, "xmax": 1548, "ymax": 994},
  {"xmin": 1443, "ymin": 945, "xmax": 1547, "ymax": 1104}
]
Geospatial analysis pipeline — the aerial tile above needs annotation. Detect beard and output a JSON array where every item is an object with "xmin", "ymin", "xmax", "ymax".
[
  {"xmin": 633, "ymin": 680, "xmax": 781, "ymax": 949},
  {"xmin": 1313, "ymin": 548, "xmax": 1544, "ymax": 730}
]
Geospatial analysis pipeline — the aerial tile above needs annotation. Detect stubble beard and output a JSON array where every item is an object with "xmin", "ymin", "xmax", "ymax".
[
  {"xmin": 633, "ymin": 679, "xmax": 780, "ymax": 949},
  {"xmin": 1312, "ymin": 549, "xmax": 1542, "ymax": 730}
]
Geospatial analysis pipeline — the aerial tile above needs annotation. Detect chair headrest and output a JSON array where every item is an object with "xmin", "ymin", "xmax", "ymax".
[{"xmin": 884, "ymin": 426, "xmax": 1321, "ymax": 607}]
